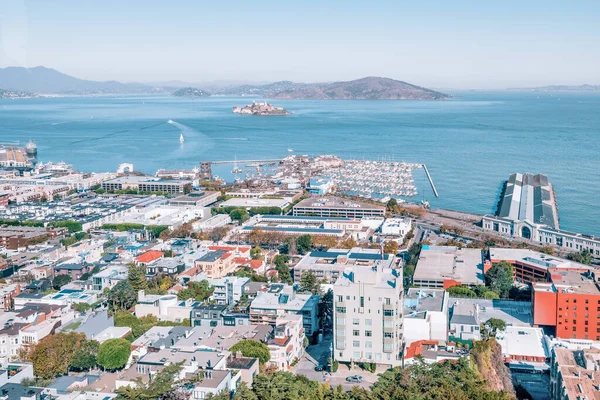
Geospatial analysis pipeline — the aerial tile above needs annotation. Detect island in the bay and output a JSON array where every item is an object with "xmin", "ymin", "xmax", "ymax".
[
  {"xmin": 233, "ymin": 101, "xmax": 290, "ymax": 115},
  {"xmin": 172, "ymin": 87, "xmax": 210, "ymax": 97}
]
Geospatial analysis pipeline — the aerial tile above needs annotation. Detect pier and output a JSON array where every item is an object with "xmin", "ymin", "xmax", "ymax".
[
  {"xmin": 209, "ymin": 159, "xmax": 281, "ymax": 165},
  {"xmin": 422, "ymin": 164, "xmax": 439, "ymax": 198}
]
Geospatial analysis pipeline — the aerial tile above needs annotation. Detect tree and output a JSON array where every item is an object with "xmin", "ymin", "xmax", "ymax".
[
  {"xmin": 567, "ymin": 249, "xmax": 593, "ymax": 265},
  {"xmin": 52, "ymin": 274, "xmax": 72, "ymax": 290},
  {"xmin": 446, "ymin": 285, "xmax": 477, "ymax": 298},
  {"xmin": 312, "ymin": 235, "xmax": 338, "ymax": 250},
  {"xmin": 230, "ymin": 209, "xmax": 249, "ymax": 223},
  {"xmin": 319, "ymin": 289, "xmax": 333, "ymax": 334},
  {"xmin": 299, "ymin": 271, "xmax": 320, "ymax": 294},
  {"xmin": 177, "ymin": 280, "xmax": 214, "ymax": 302},
  {"xmin": 72, "ymin": 302, "xmax": 92, "ymax": 313},
  {"xmin": 22, "ymin": 332, "xmax": 87, "ymax": 378},
  {"xmin": 70, "ymin": 340, "xmax": 100, "ymax": 371},
  {"xmin": 229, "ymin": 340, "xmax": 270, "ymax": 364},
  {"xmin": 97, "ymin": 338, "xmax": 131, "ymax": 370},
  {"xmin": 485, "ymin": 318, "xmax": 507, "ymax": 334},
  {"xmin": 108, "ymin": 281, "xmax": 137, "ymax": 311},
  {"xmin": 485, "ymin": 261, "xmax": 514, "ymax": 298},
  {"xmin": 386, "ymin": 198, "xmax": 398, "ymax": 211},
  {"xmin": 296, "ymin": 234, "xmax": 313, "ymax": 254},
  {"xmin": 115, "ymin": 362, "xmax": 183, "ymax": 400},
  {"xmin": 339, "ymin": 237, "xmax": 357, "ymax": 249},
  {"xmin": 127, "ymin": 263, "xmax": 148, "ymax": 292},
  {"xmin": 383, "ymin": 241, "xmax": 399, "ymax": 255},
  {"xmin": 251, "ymin": 246, "xmax": 263, "ymax": 260},
  {"xmin": 273, "ymin": 255, "xmax": 292, "ymax": 285}
]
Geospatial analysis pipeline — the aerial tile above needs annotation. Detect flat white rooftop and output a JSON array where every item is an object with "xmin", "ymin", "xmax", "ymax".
[
  {"xmin": 413, "ymin": 245, "xmax": 484, "ymax": 286},
  {"xmin": 496, "ymin": 326, "xmax": 548, "ymax": 359}
]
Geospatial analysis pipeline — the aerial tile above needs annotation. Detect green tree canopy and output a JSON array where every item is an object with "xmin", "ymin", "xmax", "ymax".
[
  {"xmin": 97, "ymin": 338, "xmax": 131, "ymax": 370},
  {"xmin": 177, "ymin": 280, "xmax": 214, "ymax": 302},
  {"xmin": 127, "ymin": 263, "xmax": 149, "ymax": 292},
  {"xmin": 567, "ymin": 249, "xmax": 593, "ymax": 265},
  {"xmin": 486, "ymin": 318, "xmax": 507, "ymax": 334},
  {"xmin": 22, "ymin": 332, "xmax": 88, "ymax": 378},
  {"xmin": 108, "ymin": 280, "xmax": 137, "ymax": 311},
  {"xmin": 115, "ymin": 362, "xmax": 183, "ymax": 400},
  {"xmin": 229, "ymin": 208, "xmax": 250, "ymax": 223},
  {"xmin": 299, "ymin": 270, "xmax": 320, "ymax": 295},
  {"xmin": 52, "ymin": 274, "xmax": 72, "ymax": 290},
  {"xmin": 485, "ymin": 261, "xmax": 514, "ymax": 298},
  {"xmin": 273, "ymin": 254, "xmax": 292, "ymax": 285},
  {"xmin": 70, "ymin": 340, "xmax": 100, "ymax": 371},
  {"xmin": 296, "ymin": 235, "xmax": 313, "ymax": 254},
  {"xmin": 229, "ymin": 340, "xmax": 270, "ymax": 364}
]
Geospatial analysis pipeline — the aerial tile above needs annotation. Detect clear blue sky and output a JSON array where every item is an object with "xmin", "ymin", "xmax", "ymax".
[{"xmin": 0, "ymin": 0, "xmax": 599, "ymax": 88}]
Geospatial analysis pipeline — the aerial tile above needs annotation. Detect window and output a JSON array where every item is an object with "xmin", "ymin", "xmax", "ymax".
[
  {"xmin": 353, "ymin": 330, "xmax": 360, "ymax": 336},
  {"xmin": 353, "ymin": 318, "xmax": 360, "ymax": 325},
  {"xmin": 365, "ymin": 330, "xmax": 372, "ymax": 337},
  {"xmin": 337, "ymin": 296, "xmax": 343, "ymax": 302},
  {"xmin": 384, "ymin": 332, "xmax": 394, "ymax": 338},
  {"xmin": 383, "ymin": 320, "xmax": 394, "ymax": 328},
  {"xmin": 353, "ymin": 351, "xmax": 361, "ymax": 358},
  {"xmin": 346, "ymin": 296, "xmax": 350, "ymax": 300},
  {"xmin": 385, "ymin": 297, "xmax": 391, "ymax": 305},
  {"xmin": 336, "ymin": 307, "xmax": 346, "ymax": 313},
  {"xmin": 360, "ymin": 296, "xmax": 364, "ymax": 307},
  {"xmin": 365, "ymin": 341, "xmax": 372, "ymax": 348},
  {"xmin": 365, "ymin": 319, "xmax": 372, "ymax": 326},
  {"xmin": 353, "ymin": 341, "xmax": 360, "ymax": 348},
  {"xmin": 383, "ymin": 310, "xmax": 394, "ymax": 317}
]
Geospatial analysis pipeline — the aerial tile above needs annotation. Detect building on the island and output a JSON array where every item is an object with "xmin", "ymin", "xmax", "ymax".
[
  {"xmin": 403, "ymin": 288, "xmax": 448, "ymax": 347},
  {"xmin": 102, "ymin": 176, "xmax": 192, "ymax": 194},
  {"xmin": 412, "ymin": 245, "xmax": 486, "ymax": 289},
  {"xmin": 293, "ymin": 248, "xmax": 395, "ymax": 284},
  {"xmin": 194, "ymin": 250, "xmax": 235, "ymax": 279},
  {"xmin": 449, "ymin": 302, "xmax": 481, "ymax": 341},
  {"xmin": 333, "ymin": 262, "xmax": 404, "ymax": 367},
  {"xmin": 532, "ymin": 269, "xmax": 600, "ymax": 340},
  {"xmin": 489, "ymin": 247, "xmax": 593, "ymax": 284},
  {"xmin": 249, "ymin": 284, "xmax": 320, "ymax": 335},
  {"xmin": 293, "ymin": 197, "xmax": 385, "ymax": 218}
]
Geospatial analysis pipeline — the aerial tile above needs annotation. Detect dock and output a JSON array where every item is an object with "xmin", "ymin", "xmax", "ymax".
[
  {"xmin": 423, "ymin": 164, "xmax": 439, "ymax": 198},
  {"xmin": 209, "ymin": 159, "xmax": 281, "ymax": 165}
]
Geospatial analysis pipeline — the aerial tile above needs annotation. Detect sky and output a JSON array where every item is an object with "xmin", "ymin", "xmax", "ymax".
[{"xmin": 0, "ymin": 0, "xmax": 599, "ymax": 89}]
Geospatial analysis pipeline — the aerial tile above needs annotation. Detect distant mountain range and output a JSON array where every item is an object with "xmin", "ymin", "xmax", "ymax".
[
  {"xmin": 211, "ymin": 77, "xmax": 449, "ymax": 100},
  {"xmin": 0, "ymin": 67, "xmax": 449, "ymax": 99},
  {"xmin": 0, "ymin": 66, "xmax": 159, "ymax": 94},
  {"xmin": 511, "ymin": 84, "xmax": 600, "ymax": 92}
]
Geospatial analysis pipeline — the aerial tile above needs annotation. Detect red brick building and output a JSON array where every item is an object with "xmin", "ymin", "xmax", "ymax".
[{"xmin": 532, "ymin": 268, "xmax": 600, "ymax": 340}]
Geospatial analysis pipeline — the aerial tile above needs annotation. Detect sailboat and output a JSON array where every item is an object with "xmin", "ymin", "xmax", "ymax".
[
  {"xmin": 179, "ymin": 133, "xmax": 184, "ymax": 143},
  {"xmin": 231, "ymin": 156, "xmax": 243, "ymax": 174}
]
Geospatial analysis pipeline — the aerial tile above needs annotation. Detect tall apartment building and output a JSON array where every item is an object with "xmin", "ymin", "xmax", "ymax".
[
  {"xmin": 333, "ymin": 263, "xmax": 404, "ymax": 367},
  {"xmin": 533, "ymin": 269, "xmax": 600, "ymax": 340}
]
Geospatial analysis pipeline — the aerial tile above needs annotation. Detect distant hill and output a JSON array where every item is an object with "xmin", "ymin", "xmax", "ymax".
[
  {"xmin": 214, "ymin": 77, "xmax": 449, "ymax": 100},
  {"xmin": 511, "ymin": 84, "xmax": 600, "ymax": 92},
  {"xmin": 0, "ymin": 88, "xmax": 39, "ymax": 99},
  {"xmin": 0, "ymin": 66, "xmax": 157, "ymax": 94},
  {"xmin": 172, "ymin": 87, "xmax": 210, "ymax": 97}
]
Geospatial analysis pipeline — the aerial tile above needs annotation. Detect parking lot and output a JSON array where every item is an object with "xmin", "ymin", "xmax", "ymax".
[{"xmin": 291, "ymin": 335, "xmax": 382, "ymax": 390}]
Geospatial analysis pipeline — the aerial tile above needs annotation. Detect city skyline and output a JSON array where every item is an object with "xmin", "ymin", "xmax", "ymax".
[{"xmin": 0, "ymin": 0, "xmax": 599, "ymax": 89}]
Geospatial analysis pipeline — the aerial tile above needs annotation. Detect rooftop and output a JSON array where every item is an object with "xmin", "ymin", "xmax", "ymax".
[
  {"xmin": 533, "ymin": 269, "xmax": 600, "ymax": 295},
  {"xmin": 196, "ymin": 250, "xmax": 229, "ymax": 263},
  {"xmin": 404, "ymin": 288, "xmax": 446, "ymax": 319},
  {"xmin": 294, "ymin": 196, "xmax": 385, "ymax": 211},
  {"xmin": 413, "ymin": 245, "xmax": 484, "ymax": 286},
  {"xmin": 490, "ymin": 247, "xmax": 593, "ymax": 272},
  {"xmin": 135, "ymin": 250, "xmax": 164, "ymax": 264},
  {"xmin": 496, "ymin": 326, "xmax": 548, "ymax": 359},
  {"xmin": 250, "ymin": 285, "xmax": 319, "ymax": 311}
]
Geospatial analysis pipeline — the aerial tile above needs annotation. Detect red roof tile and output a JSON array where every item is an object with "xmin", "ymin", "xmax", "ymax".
[
  {"xmin": 249, "ymin": 260, "xmax": 263, "ymax": 269},
  {"xmin": 135, "ymin": 250, "xmax": 163, "ymax": 263}
]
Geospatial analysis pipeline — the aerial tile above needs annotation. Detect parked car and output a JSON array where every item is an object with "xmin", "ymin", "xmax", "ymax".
[{"xmin": 346, "ymin": 375, "xmax": 363, "ymax": 383}]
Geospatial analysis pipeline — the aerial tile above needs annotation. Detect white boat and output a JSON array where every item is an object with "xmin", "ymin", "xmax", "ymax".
[
  {"xmin": 179, "ymin": 133, "xmax": 184, "ymax": 143},
  {"xmin": 288, "ymin": 148, "xmax": 293, "ymax": 152},
  {"xmin": 168, "ymin": 119, "xmax": 174, "ymax": 124}
]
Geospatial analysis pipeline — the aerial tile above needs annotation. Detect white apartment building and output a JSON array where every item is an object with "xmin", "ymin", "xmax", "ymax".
[
  {"xmin": 267, "ymin": 314, "xmax": 306, "ymax": 371},
  {"xmin": 381, "ymin": 218, "xmax": 412, "ymax": 239},
  {"xmin": 403, "ymin": 288, "xmax": 448, "ymax": 347},
  {"xmin": 333, "ymin": 263, "xmax": 404, "ymax": 367},
  {"xmin": 205, "ymin": 276, "xmax": 249, "ymax": 306}
]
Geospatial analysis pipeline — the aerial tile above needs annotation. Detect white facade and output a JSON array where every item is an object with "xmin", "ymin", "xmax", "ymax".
[
  {"xmin": 267, "ymin": 314, "xmax": 305, "ymax": 371},
  {"xmin": 381, "ymin": 218, "xmax": 412, "ymax": 239},
  {"xmin": 206, "ymin": 276, "xmax": 249, "ymax": 305},
  {"xmin": 333, "ymin": 264, "xmax": 404, "ymax": 366},
  {"xmin": 403, "ymin": 288, "xmax": 449, "ymax": 347}
]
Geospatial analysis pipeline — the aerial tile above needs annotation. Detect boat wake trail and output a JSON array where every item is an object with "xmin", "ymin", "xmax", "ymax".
[
  {"xmin": 68, "ymin": 121, "xmax": 165, "ymax": 145},
  {"xmin": 165, "ymin": 120, "xmax": 214, "ymax": 150}
]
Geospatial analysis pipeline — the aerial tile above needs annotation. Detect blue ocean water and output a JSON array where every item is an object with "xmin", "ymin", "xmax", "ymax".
[{"xmin": 1, "ymin": 91, "xmax": 599, "ymax": 236}]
